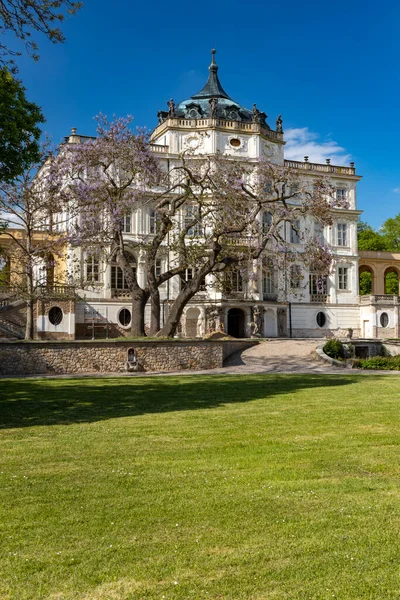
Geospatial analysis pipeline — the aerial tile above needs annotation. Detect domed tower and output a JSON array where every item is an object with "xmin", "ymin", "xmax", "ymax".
[{"xmin": 150, "ymin": 50, "xmax": 285, "ymax": 164}]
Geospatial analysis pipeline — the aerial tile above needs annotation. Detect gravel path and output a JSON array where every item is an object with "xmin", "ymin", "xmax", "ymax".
[{"xmin": 222, "ymin": 338, "xmax": 343, "ymax": 374}]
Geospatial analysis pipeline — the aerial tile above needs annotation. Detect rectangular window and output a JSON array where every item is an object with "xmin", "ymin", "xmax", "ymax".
[
  {"xmin": 262, "ymin": 211, "xmax": 272, "ymax": 234},
  {"xmin": 184, "ymin": 205, "xmax": 202, "ymax": 236},
  {"xmin": 149, "ymin": 209, "xmax": 157, "ymax": 234},
  {"xmin": 314, "ymin": 222, "xmax": 324, "ymax": 244},
  {"xmin": 224, "ymin": 268, "xmax": 243, "ymax": 293},
  {"xmin": 337, "ymin": 223, "xmax": 347, "ymax": 246},
  {"xmin": 290, "ymin": 220, "xmax": 301, "ymax": 244},
  {"xmin": 86, "ymin": 255, "xmax": 100, "ymax": 282},
  {"xmin": 155, "ymin": 258, "xmax": 162, "ymax": 278},
  {"xmin": 290, "ymin": 265, "xmax": 302, "ymax": 288},
  {"xmin": 336, "ymin": 189, "xmax": 347, "ymax": 203},
  {"xmin": 263, "ymin": 270, "xmax": 275, "ymax": 295},
  {"xmin": 338, "ymin": 267, "xmax": 348, "ymax": 290},
  {"xmin": 309, "ymin": 274, "xmax": 328, "ymax": 296},
  {"xmin": 122, "ymin": 213, "xmax": 132, "ymax": 233}
]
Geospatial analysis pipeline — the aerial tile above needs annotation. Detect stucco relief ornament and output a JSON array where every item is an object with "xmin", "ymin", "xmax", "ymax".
[
  {"xmin": 226, "ymin": 136, "xmax": 247, "ymax": 152},
  {"xmin": 263, "ymin": 142, "xmax": 277, "ymax": 158},
  {"xmin": 183, "ymin": 134, "xmax": 204, "ymax": 150}
]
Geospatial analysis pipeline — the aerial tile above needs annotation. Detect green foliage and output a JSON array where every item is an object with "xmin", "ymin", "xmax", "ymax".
[
  {"xmin": 381, "ymin": 214, "xmax": 400, "ymax": 252},
  {"xmin": 359, "ymin": 271, "xmax": 372, "ymax": 295},
  {"xmin": 358, "ymin": 355, "xmax": 400, "ymax": 370},
  {"xmin": 2, "ymin": 374, "xmax": 400, "ymax": 598},
  {"xmin": 385, "ymin": 271, "xmax": 399, "ymax": 294},
  {"xmin": 0, "ymin": 68, "xmax": 45, "ymax": 182},
  {"xmin": 323, "ymin": 338, "xmax": 345, "ymax": 359},
  {"xmin": 358, "ymin": 228, "xmax": 388, "ymax": 251}
]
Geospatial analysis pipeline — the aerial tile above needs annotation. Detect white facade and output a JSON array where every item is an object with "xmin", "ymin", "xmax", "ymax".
[{"xmin": 65, "ymin": 51, "xmax": 367, "ymax": 340}]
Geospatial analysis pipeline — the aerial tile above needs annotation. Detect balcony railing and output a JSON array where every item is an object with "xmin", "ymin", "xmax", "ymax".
[
  {"xmin": 37, "ymin": 284, "xmax": 75, "ymax": 297},
  {"xmin": 263, "ymin": 293, "xmax": 278, "ymax": 302},
  {"xmin": 284, "ymin": 159, "xmax": 356, "ymax": 176},
  {"xmin": 311, "ymin": 294, "xmax": 329, "ymax": 303},
  {"xmin": 150, "ymin": 144, "xmax": 169, "ymax": 154},
  {"xmin": 360, "ymin": 294, "xmax": 400, "ymax": 305},
  {"xmin": 152, "ymin": 117, "xmax": 284, "ymax": 143}
]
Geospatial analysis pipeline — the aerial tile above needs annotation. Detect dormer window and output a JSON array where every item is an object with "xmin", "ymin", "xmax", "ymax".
[
  {"xmin": 226, "ymin": 109, "xmax": 238, "ymax": 120},
  {"xmin": 185, "ymin": 103, "xmax": 202, "ymax": 120}
]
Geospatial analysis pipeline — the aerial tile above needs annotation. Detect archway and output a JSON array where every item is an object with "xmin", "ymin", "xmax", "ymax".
[
  {"xmin": 359, "ymin": 265, "xmax": 374, "ymax": 295},
  {"xmin": 227, "ymin": 308, "xmax": 245, "ymax": 338},
  {"xmin": 384, "ymin": 267, "xmax": 399, "ymax": 295}
]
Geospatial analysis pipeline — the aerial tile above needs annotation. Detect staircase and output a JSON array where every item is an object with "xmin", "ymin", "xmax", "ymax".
[{"xmin": 0, "ymin": 294, "xmax": 25, "ymax": 339}]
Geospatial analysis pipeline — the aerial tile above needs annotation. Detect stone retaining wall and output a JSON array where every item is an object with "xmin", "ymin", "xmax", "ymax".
[{"xmin": 0, "ymin": 339, "xmax": 257, "ymax": 376}]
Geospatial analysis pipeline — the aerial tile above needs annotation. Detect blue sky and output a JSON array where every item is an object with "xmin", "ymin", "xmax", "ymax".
[{"xmin": 9, "ymin": 0, "xmax": 400, "ymax": 228}]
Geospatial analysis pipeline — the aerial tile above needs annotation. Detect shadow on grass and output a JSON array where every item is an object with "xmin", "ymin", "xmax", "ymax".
[{"xmin": 0, "ymin": 373, "xmax": 362, "ymax": 429}]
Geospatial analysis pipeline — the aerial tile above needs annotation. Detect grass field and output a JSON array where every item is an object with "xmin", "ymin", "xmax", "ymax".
[{"xmin": 1, "ymin": 373, "xmax": 400, "ymax": 600}]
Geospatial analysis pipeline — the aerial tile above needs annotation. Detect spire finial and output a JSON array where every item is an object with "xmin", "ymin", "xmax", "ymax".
[{"xmin": 209, "ymin": 48, "xmax": 217, "ymax": 71}]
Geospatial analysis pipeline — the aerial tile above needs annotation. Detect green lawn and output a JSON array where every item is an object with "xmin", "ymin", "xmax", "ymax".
[{"xmin": 1, "ymin": 374, "xmax": 400, "ymax": 599}]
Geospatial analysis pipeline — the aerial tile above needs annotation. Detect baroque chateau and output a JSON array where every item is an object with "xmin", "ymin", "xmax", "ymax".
[{"xmin": 1, "ymin": 51, "xmax": 399, "ymax": 340}]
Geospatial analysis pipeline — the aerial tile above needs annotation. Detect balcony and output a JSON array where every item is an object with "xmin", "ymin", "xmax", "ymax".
[
  {"xmin": 37, "ymin": 284, "xmax": 75, "ymax": 298},
  {"xmin": 263, "ymin": 293, "xmax": 278, "ymax": 302},
  {"xmin": 311, "ymin": 294, "xmax": 329, "ymax": 303}
]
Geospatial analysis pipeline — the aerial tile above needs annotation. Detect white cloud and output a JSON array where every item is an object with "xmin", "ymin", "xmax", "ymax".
[
  {"xmin": 284, "ymin": 127, "xmax": 351, "ymax": 165},
  {"xmin": 393, "ymin": 188, "xmax": 400, "ymax": 193}
]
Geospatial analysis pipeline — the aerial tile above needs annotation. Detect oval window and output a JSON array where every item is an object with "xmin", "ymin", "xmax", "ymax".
[
  {"xmin": 229, "ymin": 138, "xmax": 241, "ymax": 148},
  {"xmin": 316, "ymin": 312, "xmax": 326, "ymax": 327},
  {"xmin": 48, "ymin": 306, "xmax": 63, "ymax": 326},
  {"xmin": 119, "ymin": 308, "xmax": 131, "ymax": 327},
  {"xmin": 380, "ymin": 312, "xmax": 389, "ymax": 328}
]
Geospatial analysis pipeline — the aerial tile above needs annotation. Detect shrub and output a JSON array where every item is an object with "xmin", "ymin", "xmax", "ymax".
[
  {"xmin": 357, "ymin": 356, "xmax": 400, "ymax": 370},
  {"xmin": 323, "ymin": 339, "xmax": 345, "ymax": 360}
]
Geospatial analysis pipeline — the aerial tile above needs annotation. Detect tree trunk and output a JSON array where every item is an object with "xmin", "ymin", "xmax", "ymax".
[
  {"xmin": 25, "ymin": 265, "xmax": 34, "ymax": 340},
  {"xmin": 149, "ymin": 287, "xmax": 161, "ymax": 335},
  {"xmin": 130, "ymin": 288, "xmax": 148, "ymax": 337},
  {"xmin": 157, "ymin": 273, "xmax": 205, "ymax": 338},
  {"xmin": 25, "ymin": 298, "xmax": 34, "ymax": 340}
]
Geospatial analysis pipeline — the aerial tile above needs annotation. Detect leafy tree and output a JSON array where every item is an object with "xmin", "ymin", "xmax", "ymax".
[
  {"xmin": 380, "ymin": 214, "xmax": 400, "ymax": 252},
  {"xmin": 0, "ymin": 68, "xmax": 45, "ymax": 182},
  {"xmin": 0, "ymin": 0, "xmax": 82, "ymax": 70},
  {"xmin": 0, "ymin": 143, "xmax": 69, "ymax": 338},
  {"xmin": 59, "ymin": 115, "xmax": 339, "ymax": 338},
  {"xmin": 358, "ymin": 227, "xmax": 388, "ymax": 251}
]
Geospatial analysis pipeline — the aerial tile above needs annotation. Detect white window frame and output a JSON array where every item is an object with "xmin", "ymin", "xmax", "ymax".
[
  {"xmin": 338, "ymin": 266, "xmax": 349, "ymax": 290},
  {"xmin": 290, "ymin": 220, "xmax": 301, "ymax": 244},
  {"xmin": 337, "ymin": 223, "xmax": 348, "ymax": 247},
  {"xmin": 85, "ymin": 254, "xmax": 100, "ymax": 283},
  {"xmin": 336, "ymin": 188, "xmax": 347, "ymax": 203},
  {"xmin": 122, "ymin": 213, "xmax": 132, "ymax": 233}
]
